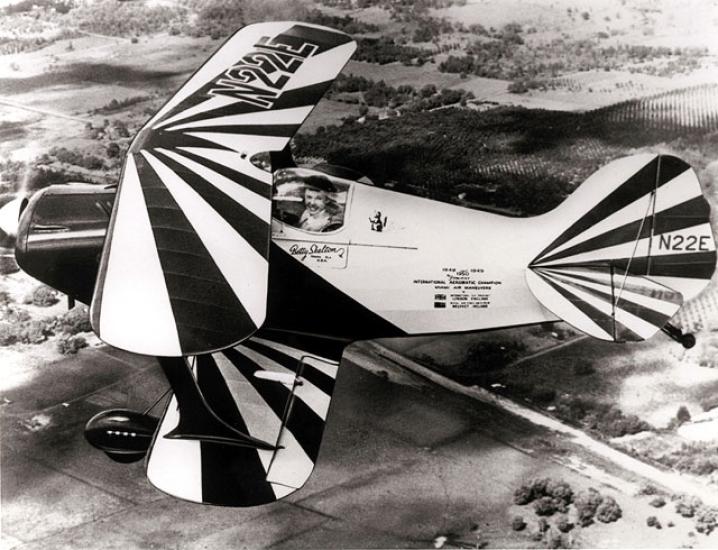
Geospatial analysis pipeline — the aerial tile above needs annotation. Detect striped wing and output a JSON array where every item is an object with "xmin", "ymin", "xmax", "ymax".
[
  {"xmin": 527, "ymin": 154, "xmax": 716, "ymax": 342},
  {"xmin": 146, "ymin": 336, "xmax": 342, "ymax": 506},
  {"xmin": 91, "ymin": 22, "xmax": 356, "ymax": 356}
]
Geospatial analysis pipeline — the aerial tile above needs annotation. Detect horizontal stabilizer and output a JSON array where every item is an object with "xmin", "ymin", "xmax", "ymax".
[
  {"xmin": 527, "ymin": 267, "xmax": 682, "ymax": 342},
  {"xmin": 91, "ymin": 22, "xmax": 356, "ymax": 356},
  {"xmin": 527, "ymin": 154, "xmax": 716, "ymax": 342}
]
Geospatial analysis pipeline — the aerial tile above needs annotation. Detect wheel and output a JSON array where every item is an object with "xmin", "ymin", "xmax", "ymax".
[{"xmin": 681, "ymin": 333, "xmax": 696, "ymax": 349}]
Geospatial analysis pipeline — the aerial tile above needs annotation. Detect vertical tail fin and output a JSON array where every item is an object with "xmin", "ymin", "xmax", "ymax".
[{"xmin": 526, "ymin": 154, "xmax": 716, "ymax": 342}]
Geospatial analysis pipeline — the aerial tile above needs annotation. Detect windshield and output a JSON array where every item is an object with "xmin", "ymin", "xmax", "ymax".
[{"xmin": 272, "ymin": 168, "xmax": 351, "ymax": 233}]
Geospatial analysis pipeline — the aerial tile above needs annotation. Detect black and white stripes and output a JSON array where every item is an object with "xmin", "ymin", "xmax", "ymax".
[
  {"xmin": 90, "ymin": 22, "xmax": 356, "ymax": 356},
  {"xmin": 147, "ymin": 337, "xmax": 341, "ymax": 506},
  {"xmin": 526, "ymin": 154, "xmax": 716, "ymax": 342}
]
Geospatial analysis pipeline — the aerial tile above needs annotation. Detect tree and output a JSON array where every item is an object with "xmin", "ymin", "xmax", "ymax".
[
  {"xmin": 81, "ymin": 154, "xmax": 104, "ymax": 170},
  {"xmin": 508, "ymin": 80, "xmax": 529, "ymax": 94},
  {"xmin": 106, "ymin": 142, "xmax": 121, "ymax": 158},
  {"xmin": 511, "ymin": 516, "xmax": 526, "ymax": 531},
  {"xmin": 413, "ymin": 26, "xmax": 433, "ymax": 43},
  {"xmin": 676, "ymin": 405, "xmax": 691, "ymax": 425},
  {"xmin": 534, "ymin": 496, "xmax": 561, "ymax": 516},
  {"xmin": 112, "ymin": 120, "xmax": 130, "ymax": 138},
  {"xmin": 575, "ymin": 488, "xmax": 603, "ymax": 526},
  {"xmin": 596, "ymin": 496, "xmax": 622, "ymax": 523},
  {"xmin": 556, "ymin": 514, "xmax": 573, "ymax": 533},
  {"xmin": 420, "ymin": 84, "xmax": 437, "ymax": 98}
]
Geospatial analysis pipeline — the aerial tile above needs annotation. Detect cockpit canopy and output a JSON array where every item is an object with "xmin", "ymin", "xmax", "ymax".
[{"xmin": 272, "ymin": 166, "xmax": 370, "ymax": 234}]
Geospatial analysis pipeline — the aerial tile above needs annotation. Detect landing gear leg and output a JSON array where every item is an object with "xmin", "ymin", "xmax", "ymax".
[
  {"xmin": 661, "ymin": 323, "xmax": 696, "ymax": 349},
  {"xmin": 158, "ymin": 357, "xmax": 277, "ymax": 450}
]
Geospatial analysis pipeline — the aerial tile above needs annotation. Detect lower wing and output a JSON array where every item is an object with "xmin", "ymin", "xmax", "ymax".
[{"xmin": 146, "ymin": 334, "xmax": 343, "ymax": 506}]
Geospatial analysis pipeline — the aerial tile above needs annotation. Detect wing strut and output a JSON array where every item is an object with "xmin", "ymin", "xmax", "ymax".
[{"xmin": 157, "ymin": 357, "xmax": 278, "ymax": 450}]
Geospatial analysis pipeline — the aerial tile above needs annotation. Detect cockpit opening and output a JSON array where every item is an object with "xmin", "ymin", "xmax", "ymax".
[{"xmin": 272, "ymin": 168, "xmax": 352, "ymax": 233}]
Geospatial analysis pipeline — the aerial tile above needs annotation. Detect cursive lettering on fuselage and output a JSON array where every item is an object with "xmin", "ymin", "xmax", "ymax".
[{"xmin": 289, "ymin": 243, "xmax": 346, "ymax": 261}]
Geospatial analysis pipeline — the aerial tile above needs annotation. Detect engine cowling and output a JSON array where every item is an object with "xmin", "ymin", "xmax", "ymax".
[{"xmin": 15, "ymin": 184, "xmax": 115, "ymax": 304}]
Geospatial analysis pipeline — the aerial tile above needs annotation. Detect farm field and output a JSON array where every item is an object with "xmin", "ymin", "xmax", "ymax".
[
  {"xmin": 386, "ymin": 316, "xmax": 718, "ymax": 427},
  {"xmin": 345, "ymin": 59, "xmax": 469, "ymax": 89},
  {"xmin": 301, "ymin": 98, "xmax": 362, "ymax": 134}
]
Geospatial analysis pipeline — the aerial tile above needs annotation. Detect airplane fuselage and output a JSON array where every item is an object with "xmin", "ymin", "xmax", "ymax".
[{"xmin": 16, "ymin": 175, "xmax": 558, "ymax": 344}]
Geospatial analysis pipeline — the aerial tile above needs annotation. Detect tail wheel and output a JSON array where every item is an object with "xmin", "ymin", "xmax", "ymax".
[{"xmin": 661, "ymin": 323, "xmax": 696, "ymax": 349}]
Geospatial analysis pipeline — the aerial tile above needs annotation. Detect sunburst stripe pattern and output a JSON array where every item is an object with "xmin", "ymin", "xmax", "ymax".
[
  {"xmin": 135, "ymin": 153, "xmax": 255, "ymax": 325},
  {"xmin": 142, "ymin": 150, "xmax": 267, "ymax": 338},
  {"xmin": 178, "ymin": 147, "xmax": 272, "ymax": 195},
  {"xmin": 531, "ymin": 268, "xmax": 680, "ymax": 341},
  {"xmin": 535, "ymin": 195, "xmax": 710, "ymax": 266},
  {"xmin": 532, "ymin": 156, "xmax": 714, "ymax": 270},
  {"xmin": 526, "ymin": 154, "xmax": 716, "ymax": 343},
  {"xmin": 195, "ymin": 353, "xmax": 278, "ymax": 504},
  {"xmin": 151, "ymin": 148, "xmax": 270, "ymax": 256},
  {"xmin": 533, "ymin": 155, "xmax": 689, "ymax": 263},
  {"xmin": 242, "ymin": 339, "xmax": 336, "ymax": 395},
  {"xmin": 162, "ymin": 106, "xmax": 315, "ymax": 133},
  {"xmin": 160, "ymin": 105, "xmax": 315, "ymax": 133},
  {"xmin": 538, "ymin": 268, "xmax": 682, "ymax": 311},
  {"xmin": 92, "ymin": 22, "xmax": 356, "ymax": 356},
  {"xmin": 149, "ymin": 24, "xmax": 353, "ymax": 127},
  {"xmin": 223, "ymin": 347, "xmax": 325, "ymax": 463},
  {"xmin": 538, "ymin": 268, "xmax": 682, "ymax": 338},
  {"xmin": 545, "ymin": 251, "xmax": 717, "ymax": 279},
  {"xmin": 146, "ymin": 337, "xmax": 341, "ymax": 506},
  {"xmin": 153, "ymin": 80, "xmax": 337, "ymax": 131}
]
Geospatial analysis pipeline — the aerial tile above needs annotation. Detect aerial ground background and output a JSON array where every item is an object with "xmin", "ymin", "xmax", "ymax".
[{"xmin": 1, "ymin": 0, "xmax": 718, "ymax": 548}]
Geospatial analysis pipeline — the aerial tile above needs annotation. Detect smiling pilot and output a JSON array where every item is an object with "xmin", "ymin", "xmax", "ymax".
[{"xmin": 298, "ymin": 175, "xmax": 343, "ymax": 232}]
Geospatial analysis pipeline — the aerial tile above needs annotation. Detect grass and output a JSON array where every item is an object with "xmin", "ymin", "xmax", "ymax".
[
  {"xmin": 411, "ymin": 321, "xmax": 718, "ymax": 445},
  {"xmin": 300, "ymin": 99, "xmax": 362, "ymax": 134},
  {"xmin": 490, "ymin": 336, "xmax": 718, "ymax": 417},
  {"xmin": 344, "ymin": 60, "xmax": 467, "ymax": 90},
  {"xmin": 0, "ymin": 121, "xmax": 28, "ymax": 142}
]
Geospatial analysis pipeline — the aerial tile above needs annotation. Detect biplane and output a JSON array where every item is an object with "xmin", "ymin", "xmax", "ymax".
[{"xmin": 6, "ymin": 22, "xmax": 716, "ymax": 507}]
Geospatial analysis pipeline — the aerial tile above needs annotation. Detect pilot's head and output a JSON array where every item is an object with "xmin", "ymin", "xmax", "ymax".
[{"xmin": 303, "ymin": 175, "xmax": 335, "ymax": 215}]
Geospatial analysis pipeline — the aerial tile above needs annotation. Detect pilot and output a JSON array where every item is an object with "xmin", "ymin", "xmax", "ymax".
[{"xmin": 298, "ymin": 175, "xmax": 343, "ymax": 232}]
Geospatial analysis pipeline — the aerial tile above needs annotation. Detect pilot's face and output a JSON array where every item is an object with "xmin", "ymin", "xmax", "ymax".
[{"xmin": 304, "ymin": 188, "xmax": 327, "ymax": 214}]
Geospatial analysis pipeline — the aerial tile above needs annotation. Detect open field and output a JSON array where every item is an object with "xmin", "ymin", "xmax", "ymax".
[
  {"xmin": 435, "ymin": 0, "xmax": 718, "ymax": 53},
  {"xmin": 386, "ymin": 324, "xmax": 718, "ymax": 427},
  {"xmin": 345, "ymin": 60, "xmax": 468, "ymax": 90},
  {"xmin": 499, "ymin": 334, "xmax": 718, "ymax": 427},
  {"xmin": 301, "ymin": 99, "xmax": 363, "ymax": 134},
  {"xmin": 3, "ymin": 320, "xmax": 718, "ymax": 548}
]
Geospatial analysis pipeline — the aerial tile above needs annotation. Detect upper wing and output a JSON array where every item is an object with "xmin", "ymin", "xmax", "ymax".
[
  {"xmin": 90, "ymin": 22, "xmax": 356, "ymax": 356},
  {"xmin": 146, "ymin": 334, "xmax": 344, "ymax": 506}
]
